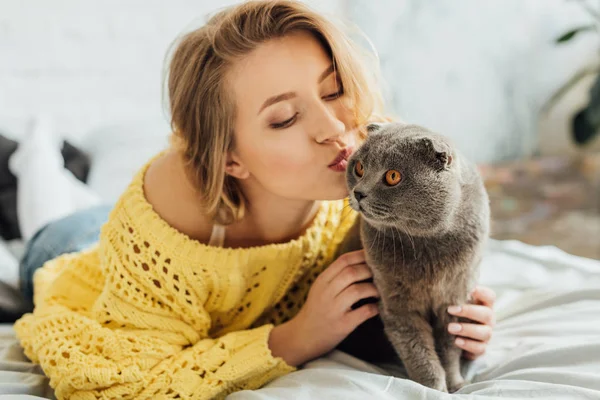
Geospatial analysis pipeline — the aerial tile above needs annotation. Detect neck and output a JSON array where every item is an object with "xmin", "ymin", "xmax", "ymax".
[{"xmin": 226, "ymin": 185, "xmax": 322, "ymax": 248}]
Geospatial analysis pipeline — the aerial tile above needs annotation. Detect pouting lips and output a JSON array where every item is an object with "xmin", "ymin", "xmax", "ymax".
[{"xmin": 328, "ymin": 147, "xmax": 354, "ymax": 167}]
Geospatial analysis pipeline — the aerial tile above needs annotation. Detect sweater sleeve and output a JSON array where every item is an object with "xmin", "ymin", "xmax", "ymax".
[{"xmin": 15, "ymin": 248, "xmax": 295, "ymax": 400}]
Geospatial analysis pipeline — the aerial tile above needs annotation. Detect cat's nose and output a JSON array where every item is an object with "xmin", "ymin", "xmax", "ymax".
[{"xmin": 354, "ymin": 190, "xmax": 366, "ymax": 202}]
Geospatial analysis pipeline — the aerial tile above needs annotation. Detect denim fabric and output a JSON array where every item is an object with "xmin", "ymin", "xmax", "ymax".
[{"xmin": 18, "ymin": 204, "xmax": 112, "ymax": 311}]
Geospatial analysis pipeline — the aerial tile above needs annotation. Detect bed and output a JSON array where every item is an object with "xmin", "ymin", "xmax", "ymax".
[
  {"xmin": 0, "ymin": 122, "xmax": 599, "ymax": 399},
  {"xmin": 0, "ymin": 238, "xmax": 598, "ymax": 399}
]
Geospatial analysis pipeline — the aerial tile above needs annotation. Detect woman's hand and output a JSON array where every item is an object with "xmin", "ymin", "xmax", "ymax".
[
  {"xmin": 269, "ymin": 250, "xmax": 379, "ymax": 367},
  {"xmin": 447, "ymin": 285, "xmax": 496, "ymax": 360}
]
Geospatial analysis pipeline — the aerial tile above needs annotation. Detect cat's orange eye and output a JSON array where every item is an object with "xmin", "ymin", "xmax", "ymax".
[
  {"xmin": 355, "ymin": 161, "xmax": 364, "ymax": 177},
  {"xmin": 385, "ymin": 170, "xmax": 402, "ymax": 186}
]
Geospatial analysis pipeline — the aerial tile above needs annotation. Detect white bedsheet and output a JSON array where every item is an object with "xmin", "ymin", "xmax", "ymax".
[
  {"xmin": 0, "ymin": 239, "xmax": 599, "ymax": 399},
  {"xmin": 229, "ymin": 240, "xmax": 600, "ymax": 400}
]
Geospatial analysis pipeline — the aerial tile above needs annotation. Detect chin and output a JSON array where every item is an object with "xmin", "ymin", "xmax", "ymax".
[
  {"xmin": 318, "ymin": 182, "xmax": 349, "ymax": 201},
  {"xmin": 309, "ymin": 170, "xmax": 350, "ymax": 201}
]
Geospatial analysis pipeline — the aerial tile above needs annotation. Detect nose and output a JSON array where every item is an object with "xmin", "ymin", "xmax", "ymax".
[
  {"xmin": 313, "ymin": 102, "xmax": 347, "ymax": 144},
  {"xmin": 354, "ymin": 190, "xmax": 366, "ymax": 202}
]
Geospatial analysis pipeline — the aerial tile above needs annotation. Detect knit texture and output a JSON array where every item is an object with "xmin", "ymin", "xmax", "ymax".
[{"xmin": 14, "ymin": 153, "xmax": 358, "ymax": 400}]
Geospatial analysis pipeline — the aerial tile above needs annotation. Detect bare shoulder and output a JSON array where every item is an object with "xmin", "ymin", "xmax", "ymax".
[{"xmin": 143, "ymin": 149, "xmax": 212, "ymax": 243}]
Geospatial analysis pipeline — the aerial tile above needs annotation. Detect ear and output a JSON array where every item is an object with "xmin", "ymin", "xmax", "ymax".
[
  {"xmin": 366, "ymin": 122, "xmax": 385, "ymax": 134},
  {"xmin": 435, "ymin": 151, "xmax": 453, "ymax": 170},
  {"xmin": 418, "ymin": 137, "xmax": 453, "ymax": 171},
  {"xmin": 225, "ymin": 151, "xmax": 250, "ymax": 179}
]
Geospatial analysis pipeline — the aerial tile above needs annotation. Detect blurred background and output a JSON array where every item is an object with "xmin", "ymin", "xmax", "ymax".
[{"xmin": 0, "ymin": 0, "xmax": 599, "ymax": 259}]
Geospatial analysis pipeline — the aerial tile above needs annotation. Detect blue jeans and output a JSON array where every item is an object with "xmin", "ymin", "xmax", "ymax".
[{"xmin": 18, "ymin": 205, "xmax": 113, "ymax": 311}]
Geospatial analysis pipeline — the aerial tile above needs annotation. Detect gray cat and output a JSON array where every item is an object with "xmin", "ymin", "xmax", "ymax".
[{"xmin": 336, "ymin": 122, "xmax": 490, "ymax": 393}]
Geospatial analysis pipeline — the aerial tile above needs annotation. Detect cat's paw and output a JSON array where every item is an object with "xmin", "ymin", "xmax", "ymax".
[
  {"xmin": 416, "ymin": 366, "xmax": 448, "ymax": 392},
  {"xmin": 448, "ymin": 378, "xmax": 466, "ymax": 393},
  {"xmin": 422, "ymin": 377, "xmax": 448, "ymax": 393},
  {"xmin": 434, "ymin": 382, "xmax": 449, "ymax": 393},
  {"xmin": 413, "ymin": 375, "xmax": 448, "ymax": 392}
]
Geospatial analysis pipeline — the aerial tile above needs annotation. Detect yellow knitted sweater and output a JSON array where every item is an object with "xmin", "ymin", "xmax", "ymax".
[{"xmin": 14, "ymin": 154, "xmax": 357, "ymax": 400}]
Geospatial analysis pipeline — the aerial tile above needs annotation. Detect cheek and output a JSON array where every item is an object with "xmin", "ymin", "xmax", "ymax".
[
  {"xmin": 261, "ymin": 151, "xmax": 306, "ymax": 173},
  {"xmin": 242, "ymin": 135, "xmax": 317, "ymax": 178}
]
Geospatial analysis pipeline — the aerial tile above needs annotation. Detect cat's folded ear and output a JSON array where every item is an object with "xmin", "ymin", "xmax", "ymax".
[
  {"xmin": 419, "ymin": 137, "xmax": 453, "ymax": 171},
  {"xmin": 365, "ymin": 120, "xmax": 408, "ymax": 135},
  {"xmin": 366, "ymin": 122, "xmax": 386, "ymax": 134},
  {"xmin": 435, "ymin": 151, "xmax": 453, "ymax": 171}
]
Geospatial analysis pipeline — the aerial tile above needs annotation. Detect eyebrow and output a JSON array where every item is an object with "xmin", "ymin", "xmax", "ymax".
[{"xmin": 257, "ymin": 64, "xmax": 336, "ymax": 115}]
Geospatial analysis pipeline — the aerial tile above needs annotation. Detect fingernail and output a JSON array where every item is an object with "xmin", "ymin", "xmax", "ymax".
[
  {"xmin": 448, "ymin": 323, "xmax": 462, "ymax": 333},
  {"xmin": 448, "ymin": 306, "xmax": 461, "ymax": 314},
  {"xmin": 456, "ymin": 338, "xmax": 465, "ymax": 346}
]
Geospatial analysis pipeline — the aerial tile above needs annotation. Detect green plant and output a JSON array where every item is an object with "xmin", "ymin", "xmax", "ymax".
[{"xmin": 543, "ymin": 0, "xmax": 600, "ymax": 146}]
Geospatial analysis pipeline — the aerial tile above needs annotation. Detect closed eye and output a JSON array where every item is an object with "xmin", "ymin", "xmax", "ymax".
[
  {"xmin": 323, "ymin": 80, "xmax": 344, "ymax": 101},
  {"xmin": 323, "ymin": 88, "xmax": 344, "ymax": 101},
  {"xmin": 270, "ymin": 113, "xmax": 298, "ymax": 129}
]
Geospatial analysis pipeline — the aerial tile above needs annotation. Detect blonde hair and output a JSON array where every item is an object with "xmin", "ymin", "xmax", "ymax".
[{"xmin": 164, "ymin": 0, "xmax": 385, "ymax": 225}]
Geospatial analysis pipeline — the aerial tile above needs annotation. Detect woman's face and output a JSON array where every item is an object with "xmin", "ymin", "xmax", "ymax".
[{"xmin": 227, "ymin": 31, "xmax": 359, "ymax": 202}]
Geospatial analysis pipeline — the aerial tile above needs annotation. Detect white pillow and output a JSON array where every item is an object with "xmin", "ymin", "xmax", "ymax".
[
  {"xmin": 81, "ymin": 120, "xmax": 171, "ymax": 204},
  {"xmin": 0, "ymin": 240, "xmax": 19, "ymax": 290}
]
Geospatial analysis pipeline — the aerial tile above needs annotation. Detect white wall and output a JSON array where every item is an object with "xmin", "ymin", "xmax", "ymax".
[
  {"xmin": 1, "ymin": 0, "xmax": 597, "ymax": 162},
  {"xmin": 347, "ymin": 0, "xmax": 599, "ymax": 162},
  {"xmin": 0, "ymin": 0, "xmax": 343, "ymax": 142}
]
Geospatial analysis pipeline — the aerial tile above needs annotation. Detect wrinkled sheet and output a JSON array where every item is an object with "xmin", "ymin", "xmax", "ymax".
[
  {"xmin": 230, "ymin": 240, "xmax": 600, "ymax": 400},
  {"xmin": 1, "ymin": 239, "xmax": 599, "ymax": 399}
]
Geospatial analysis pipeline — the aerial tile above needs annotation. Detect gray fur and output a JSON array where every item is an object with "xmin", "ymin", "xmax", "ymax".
[{"xmin": 336, "ymin": 122, "xmax": 490, "ymax": 393}]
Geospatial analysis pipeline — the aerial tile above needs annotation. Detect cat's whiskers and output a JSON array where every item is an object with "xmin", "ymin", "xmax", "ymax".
[
  {"xmin": 342, "ymin": 202, "xmax": 354, "ymax": 211},
  {"xmin": 368, "ymin": 225, "xmax": 380, "ymax": 254},
  {"xmin": 390, "ymin": 225, "xmax": 397, "ymax": 278},
  {"xmin": 370, "ymin": 203, "xmax": 390, "ymax": 215},
  {"xmin": 367, "ymin": 203, "xmax": 393, "ymax": 221},
  {"xmin": 381, "ymin": 226, "xmax": 386, "ymax": 262},
  {"xmin": 390, "ymin": 216, "xmax": 416, "ymax": 260},
  {"xmin": 404, "ymin": 225, "xmax": 417, "ymax": 260},
  {"xmin": 341, "ymin": 203, "xmax": 357, "ymax": 217},
  {"xmin": 376, "ymin": 226, "xmax": 382, "ymax": 258},
  {"xmin": 394, "ymin": 226, "xmax": 405, "ymax": 276}
]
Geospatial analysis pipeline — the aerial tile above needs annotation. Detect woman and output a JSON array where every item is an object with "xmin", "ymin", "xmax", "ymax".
[{"xmin": 15, "ymin": 1, "xmax": 495, "ymax": 399}]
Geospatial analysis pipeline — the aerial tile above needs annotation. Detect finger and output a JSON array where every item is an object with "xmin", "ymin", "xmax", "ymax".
[
  {"xmin": 320, "ymin": 250, "xmax": 366, "ymax": 283},
  {"xmin": 455, "ymin": 337, "xmax": 486, "ymax": 357},
  {"xmin": 448, "ymin": 304, "xmax": 495, "ymax": 326},
  {"xmin": 336, "ymin": 282, "xmax": 379, "ymax": 310},
  {"xmin": 462, "ymin": 351, "xmax": 478, "ymax": 361},
  {"xmin": 344, "ymin": 303, "xmax": 379, "ymax": 331},
  {"xmin": 448, "ymin": 322, "xmax": 493, "ymax": 343},
  {"xmin": 471, "ymin": 286, "xmax": 496, "ymax": 308},
  {"xmin": 330, "ymin": 264, "xmax": 373, "ymax": 296}
]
